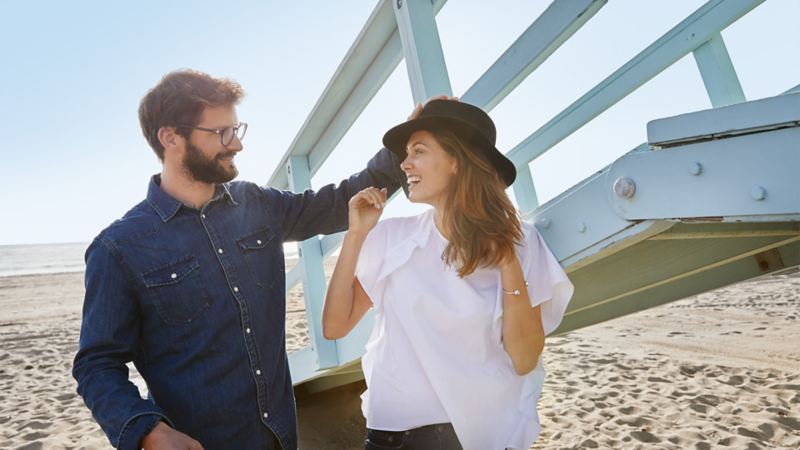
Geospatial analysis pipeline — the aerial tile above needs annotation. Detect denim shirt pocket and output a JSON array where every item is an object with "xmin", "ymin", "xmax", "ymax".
[
  {"xmin": 237, "ymin": 229, "xmax": 282, "ymax": 290},
  {"xmin": 141, "ymin": 256, "xmax": 211, "ymax": 325}
]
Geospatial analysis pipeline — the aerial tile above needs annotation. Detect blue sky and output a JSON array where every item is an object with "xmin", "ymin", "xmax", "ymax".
[{"xmin": 1, "ymin": 1, "xmax": 798, "ymax": 245}]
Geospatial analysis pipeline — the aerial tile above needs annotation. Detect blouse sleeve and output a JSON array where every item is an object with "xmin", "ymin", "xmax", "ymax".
[
  {"xmin": 355, "ymin": 220, "xmax": 389, "ymax": 309},
  {"xmin": 520, "ymin": 223, "xmax": 574, "ymax": 335}
]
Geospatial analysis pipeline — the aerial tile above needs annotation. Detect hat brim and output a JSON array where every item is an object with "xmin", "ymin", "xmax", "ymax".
[{"xmin": 382, "ymin": 116, "xmax": 516, "ymax": 187}]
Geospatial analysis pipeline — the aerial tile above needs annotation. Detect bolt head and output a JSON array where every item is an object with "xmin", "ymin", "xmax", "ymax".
[
  {"xmin": 613, "ymin": 177, "xmax": 636, "ymax": 199},
  {"xmin": 750, "ymin": 186, "xmax": 767, "ymax": 201}
]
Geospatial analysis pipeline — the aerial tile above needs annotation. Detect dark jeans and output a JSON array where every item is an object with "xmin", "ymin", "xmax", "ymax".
[{"xmin": 365, "ymin": 423, "xmax": 463, "ymax": 450}]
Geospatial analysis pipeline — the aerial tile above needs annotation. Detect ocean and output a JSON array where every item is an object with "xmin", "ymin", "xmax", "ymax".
[{"xmin": 0, "ymin": 243, "xmax": 300, "ymax": 277}]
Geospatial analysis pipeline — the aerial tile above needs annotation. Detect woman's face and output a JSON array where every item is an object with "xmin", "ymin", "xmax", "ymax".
[{"xmin": 400, "ymin": 130, "xmax": 457, "ymax": 207}]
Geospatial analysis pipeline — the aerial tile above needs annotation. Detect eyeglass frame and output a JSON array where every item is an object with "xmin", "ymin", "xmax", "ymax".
[{"xmin": 177, "ymin": 122, "xmax": 248, "ymax": 147}]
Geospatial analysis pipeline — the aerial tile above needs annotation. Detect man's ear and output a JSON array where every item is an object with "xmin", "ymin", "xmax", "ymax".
[{"xmin": 157, "ymin": 126, "xmax": 181, "ymax": 153}]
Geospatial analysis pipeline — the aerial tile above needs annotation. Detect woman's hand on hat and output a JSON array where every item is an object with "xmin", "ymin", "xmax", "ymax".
[
  {"xmin": 348, "ymin": 187, "xmax": 388, "ymax": 235},
  {"xmin": 407, "ymin": 94, "xmax": 461, "ymax": 120}
]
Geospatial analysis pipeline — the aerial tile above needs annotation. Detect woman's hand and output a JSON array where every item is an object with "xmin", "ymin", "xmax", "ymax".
[{"xmin": 349, "ymin": 187, "xmax": 387, "ymax": 235}]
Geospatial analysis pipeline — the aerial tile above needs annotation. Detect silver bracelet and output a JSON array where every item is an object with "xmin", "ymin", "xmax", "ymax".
[{"xmin": 502, "ymin": 281, "xmax": 528, "ymax": 296}]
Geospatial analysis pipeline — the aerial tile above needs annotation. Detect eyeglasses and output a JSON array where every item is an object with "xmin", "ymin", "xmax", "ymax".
[{"xmin": 178, "ymin": 122, "xmax": 248, "ymax": 147}]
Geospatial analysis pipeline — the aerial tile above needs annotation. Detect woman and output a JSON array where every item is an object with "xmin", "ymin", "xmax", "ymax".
[{"xmin": 322, "ymin": 100, "xmax": 574, "ymax": 450}]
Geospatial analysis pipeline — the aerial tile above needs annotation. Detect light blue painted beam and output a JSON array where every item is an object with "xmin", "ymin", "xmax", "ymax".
[
  {"xmin": 532, "ymin": 121, "xmax": 800, "ymax": 264},
  {"xmin": 782, "ymin": 83, "xmax": 800, "ymax": 95},
  {"xmin": 647, "ymin": 92, "xmax": 800, "ymax": 146},
  {"xmin": 462, "ymin": 0, "xmax": 607, "ymax": 112},
  {"xmin": 506, "ymin": 0, "xmax": 765, "ymax": 167},
  {"xmin": 393, "ymin": 0, "xmax": 452, "ymax": 102},
  {"xmin": 531, "ymin": 160, "xmax": 637, "ymax": 262},
  {"xmin": 287, "ymin": 156, "xmax": 339, "ymax": 369},
  {"xmin": 287, "ymin": 347, "xmax": 317, "ymax": 385},
  {"xmin": 692, "ymin": 32, "xmax": 745, "ymax": 107},
  {"xmin": 284, "ymin": 231, "xmax": 345, "ymax": 291},
  {"xmin": 268, "ymin": 0, "xmax": 448, "ymax": 190},
  {"xmin": 513, "ymin": 165, "xmax": 540, "ymax": 216},
  {"xmin": 610, "ymin": 127, "xmax": 800, "ymax": 221}
]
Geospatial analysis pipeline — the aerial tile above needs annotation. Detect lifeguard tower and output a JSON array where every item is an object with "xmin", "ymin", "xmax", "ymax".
[{"xmin": 268, "ymin": 0, "xmax": 799, "ymax": 403}]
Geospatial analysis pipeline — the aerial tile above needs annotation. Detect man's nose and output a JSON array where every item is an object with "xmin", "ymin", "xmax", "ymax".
[{"xmin": 227, "ymin": 136, "xmax": 244, "ymax": 151}]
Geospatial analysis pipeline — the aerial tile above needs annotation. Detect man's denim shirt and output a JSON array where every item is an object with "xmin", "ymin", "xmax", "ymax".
[{"xmin": 73, "ymin": 149, "xmax": 405, "ymax": 450}]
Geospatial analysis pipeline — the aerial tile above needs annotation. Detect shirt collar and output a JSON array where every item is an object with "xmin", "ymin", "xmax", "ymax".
[
  {"xmin": 146, "ymin": 174, "xmax": 238, "ymax": 222},
  {"xmin": 216, "ymin": 183, "xmax": 238, "ymax": 206}
]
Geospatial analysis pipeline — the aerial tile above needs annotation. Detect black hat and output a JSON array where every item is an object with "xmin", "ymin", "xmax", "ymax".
[{"xmin": 382, "ymin": 99, "xmax": 516, "ymax": 187}]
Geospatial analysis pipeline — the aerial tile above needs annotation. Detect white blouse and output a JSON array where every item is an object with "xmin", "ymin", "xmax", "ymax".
[{"xmin": 356, "ymin": 210, "xmax": 574, "ymax": 450}]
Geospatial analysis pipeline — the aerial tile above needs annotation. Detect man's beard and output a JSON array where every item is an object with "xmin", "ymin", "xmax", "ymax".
[{"xmin": 183, "ymin": 140, "xmax": 238, "ymax": 184}]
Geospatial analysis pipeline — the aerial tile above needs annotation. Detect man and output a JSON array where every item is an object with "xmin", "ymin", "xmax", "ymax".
[{"xmin": 72, "ymin": 69, "xmax": 406, "ymax": 450}]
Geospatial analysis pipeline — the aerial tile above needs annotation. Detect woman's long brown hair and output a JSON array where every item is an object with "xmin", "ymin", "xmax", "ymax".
[{"xmin": 431, "ymin": 127, "xmax": 523, "ymax": 278}]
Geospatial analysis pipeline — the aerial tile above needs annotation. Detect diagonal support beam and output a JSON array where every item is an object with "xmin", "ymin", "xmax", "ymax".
[
  {"xmin": 692, "ymin": 32, "xmax": 746, "ymax": 107},
  {"xmin": 393, "ymin": 0, "xmax": 452, "ymax": 102},
  {"xmin": 462, "ymin": 0, "xmax": 607, "ymax": 112},
  {"xmin": 506, "ymin": 0, "xmax": 764, "ymax": 168}
]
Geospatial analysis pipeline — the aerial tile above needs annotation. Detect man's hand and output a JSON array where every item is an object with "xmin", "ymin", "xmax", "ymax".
[
  {"xmin": 408, "ymin": 94, "xmax": 460, "ymax": 120},
  {"xmin": 141, "ymin": 421, "xmax": 204, "ymax": 450}
]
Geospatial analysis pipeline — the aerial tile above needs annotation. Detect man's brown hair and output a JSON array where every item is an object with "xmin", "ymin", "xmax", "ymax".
[{"xmin": 138, "ymin": 69, "xmax": 244, "ymax": 160}]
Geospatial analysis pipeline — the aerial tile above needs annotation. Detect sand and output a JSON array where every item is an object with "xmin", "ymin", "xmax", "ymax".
[{"xmin": 1, "ymin": 266, "xmax": 798, "ymax": 449}]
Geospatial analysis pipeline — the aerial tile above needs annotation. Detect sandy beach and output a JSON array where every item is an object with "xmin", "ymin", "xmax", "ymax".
[{"xmin": 1, "ymin": 265, "xmax": 798, "ymax": 449}]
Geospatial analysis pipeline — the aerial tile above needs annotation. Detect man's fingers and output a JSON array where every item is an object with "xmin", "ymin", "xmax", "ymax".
[
  {"xmin": 410, "ymin": 95, "xmax": 460, "ymax": 119},
  {"xmin": 408, "ymin": 102, "xmax": 424, "ymax": 120}
]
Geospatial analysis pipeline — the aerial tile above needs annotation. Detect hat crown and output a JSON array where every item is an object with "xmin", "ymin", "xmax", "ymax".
[{"xmin": 420, "ymin": 100, "xmax": 497, "ymax": 145}]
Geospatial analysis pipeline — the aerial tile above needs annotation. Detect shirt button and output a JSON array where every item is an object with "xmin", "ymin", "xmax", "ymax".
[
  {"xmin": 233, "ymin": 286, "xmax": 239, "ymax": 292},
  {"xmin": 256, "ymin": 369, "xmax": 262, "ymax": 375},
  {"xmin": 201, "ymin": 213, "xmax": 206, "ymax": 219},
  {"xmin": 217, "ymin": 248, "xmax": 223, "ymax": 254},
  {"xmin": 257, "ymin": 239, "xmax": 262, "ymax": 245},
  {"xmin": 170, "ymin": 273, "xmax": 177, "ymax": 279},
  {"xmin": 246, "ymin": 328, "xmax": 251, "ymax": 334},
  {"xmin": 263, "ymin": 412, "xmax": 269, "ymax": 418}
]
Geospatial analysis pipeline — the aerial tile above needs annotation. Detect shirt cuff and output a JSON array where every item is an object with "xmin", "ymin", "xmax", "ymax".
[{"xmin": 116, "ymin": 412, "xmax": 174, "ymax": 450}]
